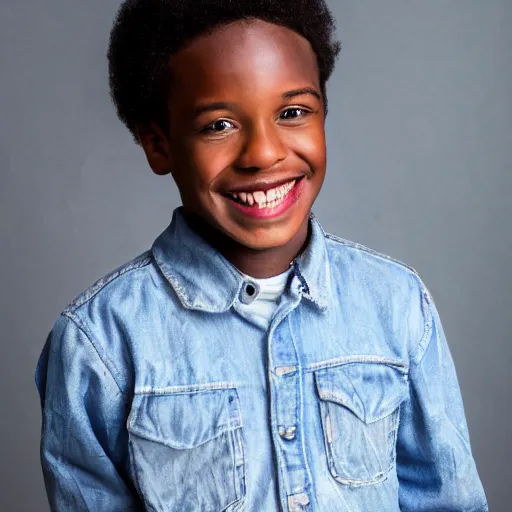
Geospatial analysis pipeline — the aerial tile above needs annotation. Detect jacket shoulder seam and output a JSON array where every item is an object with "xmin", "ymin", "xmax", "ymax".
[
  {"xmin": 411, "ymin": 280, "xmax": 435, "ymax": 366},
  {"xmin": 61, "ymin": 311, "xmax": 126, "ymax": 395},
  {"xmin": 63, "ymin": 251, "xmax": 152, "ymax": 313},
  {"xmin": 325, "ymin": 232, "xmax": 434, "ymax": 365},
  {"xmin": 325, "ymin": 232, "xmax": 420, "ymax": 277}
]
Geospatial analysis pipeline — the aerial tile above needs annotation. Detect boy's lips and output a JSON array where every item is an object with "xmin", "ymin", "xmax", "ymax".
[
  {"xmin": 225, "ymin": 175, "xmax": 305, "ymax": 194},
  {"xmin": 222, "ymin": 176, "xmax": 306, "ymax": 220}
]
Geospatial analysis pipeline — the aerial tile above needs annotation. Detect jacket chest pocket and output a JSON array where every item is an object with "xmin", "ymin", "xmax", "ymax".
[
  {"xmin": 127, "ymin": 385, "xmax": 246, "ymax": 512},
  {"xmin": 314, "ymin": 361, "xmax": 408, "ymax": 487}
]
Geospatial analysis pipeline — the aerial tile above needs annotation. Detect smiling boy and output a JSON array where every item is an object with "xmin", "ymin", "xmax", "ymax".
[{"xmin": 35, "ymin": 1, "xmax": 488, "ymax": 511}]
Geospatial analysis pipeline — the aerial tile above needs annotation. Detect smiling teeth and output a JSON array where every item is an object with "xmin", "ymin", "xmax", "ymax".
[
  {"xmin": 252, "ymin": 191, "xmax": 266, "ymax": 204},
  {"xmin": 230, "ymin": 180, "xmax": 296, "ymax": 209}
]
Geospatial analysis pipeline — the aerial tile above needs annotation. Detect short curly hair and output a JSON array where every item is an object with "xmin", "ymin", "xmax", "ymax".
[{"xmin": 107, "ymin": 0, "xmax": 341, "ymax": 145}]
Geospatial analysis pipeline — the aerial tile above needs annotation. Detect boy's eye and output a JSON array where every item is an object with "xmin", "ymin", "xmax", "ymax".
[
  {"xmin": 200, "ymin": 107, "xmax": 311, "ymax": 134},
  {"xmin": 202, "ymin": 119, "xmax": 235, "ymax": 133},
  {"xmin": 280, "ymin": 107, "xmax": 310, "ymax": 120}
]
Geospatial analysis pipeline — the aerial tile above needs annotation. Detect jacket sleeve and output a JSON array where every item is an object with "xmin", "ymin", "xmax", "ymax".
[
  {"xmin": 35, "ymin": 313, "xmax": 144, "ymax": 511},
  {"xmin": 396, "ymin": 285, "xmax": 488, "ymax": 511}
]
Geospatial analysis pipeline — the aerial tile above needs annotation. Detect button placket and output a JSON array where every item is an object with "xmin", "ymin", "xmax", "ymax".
[
  {"xmin": 269, "ymin": 312, "xmax": 312, "ymax": 512},
  {"xmin": 274, "ymin": 368, "xmax": 299, "ymax": 445}
]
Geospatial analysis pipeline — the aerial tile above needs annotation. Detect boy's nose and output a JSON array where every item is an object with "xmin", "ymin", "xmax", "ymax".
[{"xmin": 234, "ymin": 122, "xmax": 287, "ymax": 172}]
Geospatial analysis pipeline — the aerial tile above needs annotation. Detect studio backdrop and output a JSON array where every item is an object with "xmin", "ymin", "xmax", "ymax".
[{"xmin": 0, "ymin": 1, "xmax": 510, "ymax": 510}]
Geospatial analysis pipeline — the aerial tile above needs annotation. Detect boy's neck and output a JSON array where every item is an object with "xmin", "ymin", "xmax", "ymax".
[{"xmin": 183, "ymin": 212, "xmax": 310, "ymax": 279}]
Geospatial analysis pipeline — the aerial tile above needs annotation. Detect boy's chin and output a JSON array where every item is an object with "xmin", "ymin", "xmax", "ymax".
[
  {"xmin": 184, "ymin": 205, "xmax": 310, "ymax": 253},
  {"xmin": 225, "ymin": 222, "xmax": 307, "ymax": 252},
  {"xmin": 233, "ymin": 234, "xmax": 290, "ymax": 251}
]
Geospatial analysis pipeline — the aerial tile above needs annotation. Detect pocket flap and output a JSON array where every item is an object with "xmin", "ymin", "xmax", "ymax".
[
  {"xmin": 128, "ymin": 387, "xmax": 242, "ymax": 449},
  {"xmin": 314, "ymin": 362, "xmax": 409, "ymax": 424}
]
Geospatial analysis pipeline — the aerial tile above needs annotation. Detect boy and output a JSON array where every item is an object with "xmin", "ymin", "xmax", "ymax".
[{"xmin": 35, "ymin": 0, "xmax": 488, "ymax": 510}]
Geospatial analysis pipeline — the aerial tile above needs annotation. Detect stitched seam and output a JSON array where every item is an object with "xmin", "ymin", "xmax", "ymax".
[
  {"xmin": 64, "ymin": 252, "xmax": 152, "ymax": 313},
  {"xmin": 152, "ymin": 260, "xmax": 241, "ymax": 313},
  {"xmin": 307, "ymin": 355, "xmax": 408, "ymax": 373},
  {"xmin": 325, "ymin": 231, "xmax": 434, "ymax": 370},
  {"xmin": 333, "ymin": 468, "xmax": 388, "ymax": 487},
  {"xmin": 287, "ymin": 315, "xmax": 316, "ymax": 501},
  {"xmin": 317, "ymin": 388, "xmax": 406, "ymax": 425},
  {"xmin": 135, "ymin": 381, "xmax": 240, "ymax": 395},
  {"xmin": 151, "ymin": 240, "xmax": 243, "ymax": 313},
  {"xmin": 61, "ymin": 312, "xmax": 125, "ymax": 396},
  {"xmin": 325, "ymin": 233, "xmax": 420, "ymax": 277},
  {"xmin": 411, "ymin": 277, "xmax": 434, "ymax": 366},
  {"xmin": 128, "ymin": 424, "xmax": 241, "ymax": 450},
  {"xmin": 128, "ymin": 388, "xmax": 243, "ymax": 448}
]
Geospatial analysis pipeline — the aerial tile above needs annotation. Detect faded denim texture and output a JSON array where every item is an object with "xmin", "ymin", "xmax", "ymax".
[{"xmin": 35, "ymin": 207, "xmax": 488, "ymax": 511}]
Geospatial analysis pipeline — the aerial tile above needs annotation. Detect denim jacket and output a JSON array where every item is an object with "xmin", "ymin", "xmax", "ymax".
[{"xmin": 36, "ymin": 207, "xmax": 487, "ymax": 511}]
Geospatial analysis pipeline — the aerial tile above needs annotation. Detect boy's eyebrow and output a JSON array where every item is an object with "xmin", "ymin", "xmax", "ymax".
[
  {"xmin": 282, "ymin": 87, "xmax": 322, "ymax": 101},
  {"xmin": 192, "ymin": 102, "xmax": 238, "ymax": 118},
  {"xmin": 192, "ymin": 87, "xmax": 321, "ymax": 118}
]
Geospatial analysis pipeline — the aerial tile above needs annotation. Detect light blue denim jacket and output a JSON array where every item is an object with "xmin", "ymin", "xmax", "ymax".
[{"xmin": 36, "ymin": 207, "xmax": 488, "ymax": 511}]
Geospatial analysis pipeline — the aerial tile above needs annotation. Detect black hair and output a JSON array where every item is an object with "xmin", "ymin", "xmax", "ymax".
[{"xmin": 107, "ymin": 0, "xmax": 341, "ymax": 145}]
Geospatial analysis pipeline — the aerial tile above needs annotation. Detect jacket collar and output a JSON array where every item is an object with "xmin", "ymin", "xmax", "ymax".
[{"xmin": 151, "ymin": 207, "xmax": 331, "ymax": 313}]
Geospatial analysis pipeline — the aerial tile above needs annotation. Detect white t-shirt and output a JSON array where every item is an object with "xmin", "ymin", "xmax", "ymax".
[{"xmin": 239, "ymin": 268, "xmax": 292, "ymax": 328}]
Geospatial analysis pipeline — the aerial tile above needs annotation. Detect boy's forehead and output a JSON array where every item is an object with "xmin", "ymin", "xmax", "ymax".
[{"xmin": 168, "ymin": 19, "xmax": 320, "ymax": 100}]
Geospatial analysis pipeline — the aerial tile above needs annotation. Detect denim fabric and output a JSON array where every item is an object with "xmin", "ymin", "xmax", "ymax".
[{"xmin": 36, "ymin": 207, "xmax": 488, "ymax": 511}]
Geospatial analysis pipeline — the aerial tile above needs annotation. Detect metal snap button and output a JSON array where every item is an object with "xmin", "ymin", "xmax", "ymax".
[
  {"xmin": 288, "ymin": 492, "xmax": 310, "ymax": 511},
  {"xmin": 240, "ymin": 280, "xmax": 260, "ymax": 305},
  {"xmin": 278, "ymin": 425, "xmax": 296, "ymax": 440}
]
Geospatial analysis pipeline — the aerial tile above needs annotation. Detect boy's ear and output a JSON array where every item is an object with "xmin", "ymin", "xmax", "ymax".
[{"xmin": 136, "ymin": 121, "xmax": 173, "ymax": 176}]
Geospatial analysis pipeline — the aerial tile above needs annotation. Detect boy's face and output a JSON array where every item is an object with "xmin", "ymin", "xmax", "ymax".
[{"xmin": 142, "ymin": 19, "xmax": 327, "ymax": 251}]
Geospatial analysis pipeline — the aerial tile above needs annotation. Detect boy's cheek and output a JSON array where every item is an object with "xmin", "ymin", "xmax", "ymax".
[
  {"xmin": 181, "ymin": 145, "xmax": 236, "ymax": 188},
  {"xmin": 283, "ymin": 131, "xmax": 327, "ymax": 174}
]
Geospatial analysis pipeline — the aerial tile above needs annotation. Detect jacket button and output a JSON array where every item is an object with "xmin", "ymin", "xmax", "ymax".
[
  {"xmin": 240, "ymin": 280, "xmax": 260, "ymax": 305},
  {"xmin": 278, "ymin": 425, "xmax": 296, "ymax": 440},
  {"xmin": 288, "ymin": 492, "xmax": 310, "ymax": 511}
]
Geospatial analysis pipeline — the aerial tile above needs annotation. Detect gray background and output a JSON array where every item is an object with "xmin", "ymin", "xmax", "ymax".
[{"xmin": 1, "ymin": 0, "xmax": 510, "ymax": 510}]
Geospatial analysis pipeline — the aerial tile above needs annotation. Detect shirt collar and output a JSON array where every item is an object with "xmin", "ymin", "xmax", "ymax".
[{"xmin": 151, "ymin": 206, "xmax": 331, "ymax": 313}]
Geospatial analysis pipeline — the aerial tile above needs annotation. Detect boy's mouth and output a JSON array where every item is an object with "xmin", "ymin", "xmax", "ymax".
[
  {"xmin": 222, "ymin": 176, "xmax": 306, "ymax": 218},
  {"xmin": 227, "ymin": 178, "xmax": 298, "ymax": 209}
]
